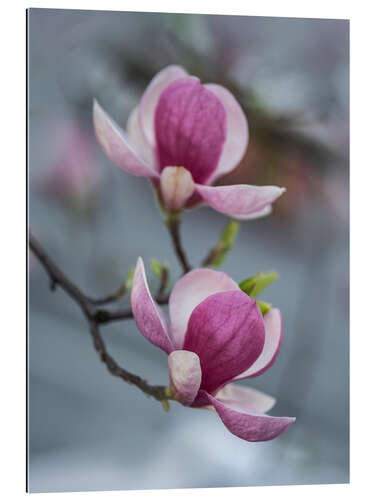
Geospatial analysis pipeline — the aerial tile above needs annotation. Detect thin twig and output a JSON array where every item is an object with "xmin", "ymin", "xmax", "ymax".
[
  {"xmin": 201, "ymin": 220, "xmax": 239, "ymax": 268},
  {"xmin": 201, "ymin": 243, "xmax": 225, "ymax": 267},
  {"xmin": 29, "ymin": 232, "xmax": 171, "ymax": 404},
  {"xmin": 89, "ymin": 284, "xmax": 127, "ymax": 305}
]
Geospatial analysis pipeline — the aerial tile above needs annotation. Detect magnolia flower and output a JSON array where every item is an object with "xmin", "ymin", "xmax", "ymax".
[
  {"xmin": 93, "ymin": 65, "xmax": 285, "ymax": 218},
  {"xmin": 42, "ymin": 120, "xmax": 101, "ymax": 206},
  {"xmin": 131, "ymin": 258, "xmax": 295, "ymax": 442}
]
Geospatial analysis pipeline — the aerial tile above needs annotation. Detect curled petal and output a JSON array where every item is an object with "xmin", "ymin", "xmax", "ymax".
[
  {"xmin": 235, "ymin": 205, "xmax": 272, "ymax": 220},
  {"xmin": 204, "ymin": 84, "xmax": 249, "ymax": 184},
  {"xmin": 202, "ymin": 391, "xmax": 295, "ymax": 442},
  {"xmin": 168, "ymin": 269, "xmax": 239, "ymax": 349},
  {"xmin": 160, "ymin": 166, "xmax": 195, "ymax": 211},
  {"xmin": 235, "ymin": 308, "xmax": 283, "ymax": 380},
  {"xmin": 139, "ymin": 65, "xmax": 188, "ymax": 147},
  {"xmin": 93, "ymin": 100, "xmax": 158, "ymax": 178},
  {"xmin": 195, "ymin": 184, "xmax": 285, "ymax": 219},
  {"xmin": 168, "ymin": 350, "xmax": 202, "ymax": 406},
  {"xmin": 215, "ymin": 383, "xmax": 276, "ymax": 414},
  {"xmin": 155, "ymin": 78, "xmax": 226, "ymax": 184},
  {"xmin": 130, "ymin": 257, "xmax": 173, "ymax": 354},
  {"xmin": 183, "ymin": 291, "xmax": 265, "ymax": 394}
]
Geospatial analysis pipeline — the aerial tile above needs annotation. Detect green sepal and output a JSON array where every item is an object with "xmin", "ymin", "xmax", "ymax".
[
  {"xmin": 239, "ymin": 271, "xmax": 279, "ymax": 298},
  {"xmin": 257, "ymin": 300, "xmax": 272, "ymax": 316}
]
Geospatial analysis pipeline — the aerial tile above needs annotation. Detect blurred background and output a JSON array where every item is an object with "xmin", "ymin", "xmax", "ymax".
[{"xmin": 28, "ymin": 8, "xmax": 349, "ymax": 493}]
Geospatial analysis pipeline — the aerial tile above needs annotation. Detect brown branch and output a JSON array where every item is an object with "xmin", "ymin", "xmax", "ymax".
[
  {"xmin": 29, "ymin": 233, "xmax": 95, "ymax": 318},
  {"xmin": 88, "ymin": 320, "xmax": 167, "ymax": 401},
  {"xmin": 157, "ymin": 266, "xmax": 169, "ymax": 296},
  {"xmin": 29, "ymin": 232, "xmax": 171, "ymax": 404}
]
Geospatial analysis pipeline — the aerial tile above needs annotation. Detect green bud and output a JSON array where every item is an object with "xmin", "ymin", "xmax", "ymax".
[
  {"xmin": 205, "ymin": 220, "xmax": 240, "ymax": 267},
  {"xmin": 239, "ymin": 271, "xmax": 279, "ymax": 298},
  {"xmin": 150, "ymin": 258, "xmax": 163, "ymax": 278},
  {"xmin": 257, "ymin": 300, "xmax": 272, "ymax": 316},
  {"xmin": 125, "ymin": 267, "xmax": 135, "ymax": 291},
  {"xmin": 221, "ymin": 220, "xmax": 239, "ymax": 247}
]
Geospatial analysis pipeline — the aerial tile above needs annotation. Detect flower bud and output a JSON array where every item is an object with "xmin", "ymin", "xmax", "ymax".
[
  {"xmin": 160, "ymin": 166, "xmax": 195, "ymax": 211},
  {"xmin": 239, "ymin": 272, "xmax": 279, "ymax": 298}
]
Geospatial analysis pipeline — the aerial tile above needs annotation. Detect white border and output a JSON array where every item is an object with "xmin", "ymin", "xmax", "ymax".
[{"xmin": 2, "ymin": 0, "xmax": 374, "ymax": 499}]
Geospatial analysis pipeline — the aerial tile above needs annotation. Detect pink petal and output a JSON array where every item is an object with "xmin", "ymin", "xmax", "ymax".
[
  {"xmin": 130, "ymin": 257, "xmax": 173, "ymax": 354},
  {"xmin": 126, "ymin": 106, "xmax": 155, "ymax": 166},
  {"xmin": 138, "ymin": 65, "xmax": 188, "ymax": 147},
  {"xmin": 160, "ymin": 166, "xmax": 195, "ymax": 211},
  {"xmin": 168, "ymin": 350, "xmax": 202, "ymax": 406},
  {"xmin": 203, "ymin": 391, "xmax": 295, "ymax": 442},
  {"xmin": 183, "ymin": 291, "xmax": 265, "ymax": 394},
  {"xmin": 235, "ymin": 308, "xmax": 283, "ymax": 380},
  {"xmin": 195, "ymin": 184, "xmax": 285, "ymax": 219},
  {"xmin": 155, "ymin": 78, "xmax": 227, "ymax": 184},
  {"xmin": 168, "ymin": 269, "xmax": 239, "ymax": 349},
  {"xmin": 204, "ymin": 84, "xmax": 249, "ymax": 184},
  {"xmin": 93, "ymin": 100, "xmax": 158, "ymax": 178},
  {"xmin": 215, "ymin": 383, "xmax": 276, "ymax": 413}
]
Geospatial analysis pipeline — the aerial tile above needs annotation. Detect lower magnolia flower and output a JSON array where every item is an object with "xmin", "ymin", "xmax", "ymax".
[
  {"xmin": 131, "ymin": 258, "xmax": 295, "ymax": 442},
  {"xmin": 93, "ymin": 65, "xmax": 285, "ymax": 219}
]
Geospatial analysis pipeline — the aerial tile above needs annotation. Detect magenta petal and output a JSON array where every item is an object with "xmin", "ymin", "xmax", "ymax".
[
  {"xmin": 154, "ymin": 78, "xmax": 227, "ymax": 184},
  {"xmin": 93, "ymin": 100, "xmax": 158, "ymax": 178},
  {"xmin": 183, "ymin": 291, "xmax": 265, "ymax": 394},
  {"xmin": 215, "ymin": 383, "xmax": 276, "ymax": 413},
  {"xmin": 204, "ymin": 84, "xmax": 249, "ymax": 184},
  {"xmin": 130, "ymin": 258, "xmax": 173, "ymax": 354},
  {"xmin": 235, "ymin": 308, "xmax": 283, "ymax": 380},
  {"xmin": 139, "ymin": 65, "xmax": 188, "ymax": 147},
  {"xmin": 168, "ymin": 350, "xmax": 202, "ymax": 406},
  {"xmin": 169, "ymin": 268, "xmax": 239, "ymax": 349},
  {"xmin": 203, "ymin": 391, "xmax": 295, "ymax": 442},
  {"xmin": 195, "ymin": 184, "xmax": 285, "ymax": 219}
]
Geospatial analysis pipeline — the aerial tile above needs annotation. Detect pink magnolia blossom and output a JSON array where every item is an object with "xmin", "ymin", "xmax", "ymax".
[
  {"xmin": 131, "ymin": 258, "xmax": 295, "ymax": 442},
  {"xmin": 42, "ymin": 121, "xmax": 101, "ymax": 205},
  {"xmin": 93, "ymin": 65, "xmax": 285, "ymax": 218}
]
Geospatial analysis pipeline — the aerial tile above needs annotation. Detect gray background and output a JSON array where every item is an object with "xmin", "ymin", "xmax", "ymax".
[{"xmin": 28, "ymin": 9, "xmax": 349, "ymax": 493}]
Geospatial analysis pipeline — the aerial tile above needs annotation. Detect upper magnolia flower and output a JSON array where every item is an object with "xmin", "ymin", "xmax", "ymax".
[
  {"xmin": 93, "ymin": 65, "xmax": 285, "ymax": 218},
  {"xmin": 131, "ymin": 258, "xmax": 295, "ymax": 442}
]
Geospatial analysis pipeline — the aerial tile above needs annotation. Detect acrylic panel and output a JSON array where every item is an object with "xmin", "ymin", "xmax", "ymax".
[{"xmin": 27, "ymin": 8, "xmax": 349, "ymax": 493}]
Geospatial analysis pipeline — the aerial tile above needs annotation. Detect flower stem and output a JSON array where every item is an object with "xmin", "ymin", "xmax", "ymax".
[{"xmin": 165, "ymin": 212, "xmax": 191, "ymax": 274}]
